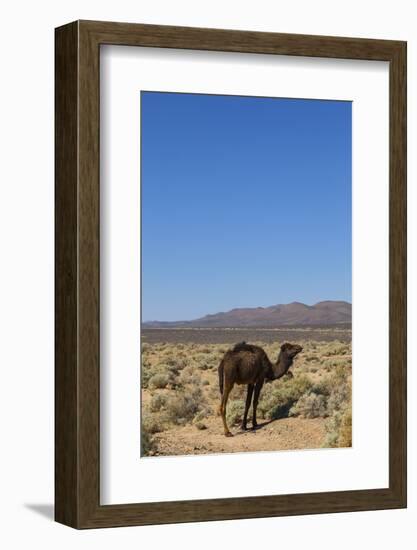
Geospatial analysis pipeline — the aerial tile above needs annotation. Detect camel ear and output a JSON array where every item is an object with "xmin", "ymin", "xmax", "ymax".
[{"xmin": 281, "ymin": 343, "xmax": 290, "ymax": 351}]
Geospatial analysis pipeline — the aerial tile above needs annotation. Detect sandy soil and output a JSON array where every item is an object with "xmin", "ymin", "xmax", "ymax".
[{"xmin": 152, "ymin": 416, "xmax": 326, "ymax": 456}]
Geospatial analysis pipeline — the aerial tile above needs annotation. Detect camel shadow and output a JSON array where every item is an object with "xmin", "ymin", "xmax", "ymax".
[{"xmin": 232, "ymin": 418, "xmax": 278, "ymax": 437}]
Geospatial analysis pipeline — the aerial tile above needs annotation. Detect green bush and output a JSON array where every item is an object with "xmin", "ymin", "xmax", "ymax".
[
  {"xmin": 141, "ymin": 427, "xmax": 156, "ymax": 456},
  {"xmin": 226, "ymin": 399, "xmax": 245, "ymax": 426},
  {"xmin": 321, "ymin": 366, "xmax": 352, "ymax": 448},
  {"xmin": 323, "ymin": 342, "xmax": 350, "ymax": 357},
  {"xmin": 142, "ymin": 412, "xmax": 166, "ymax": 434},
  {"xmin": 289, "ymin": 367, "xmax": 352, "ymax": 423},
  {"xmin": 311, "ymin": 379, "xmax": 332, "ymax": 398},
  {"xmin": 258, "ymin": 375, "xmax": 313, "ymax": 420},
  {"xmin": 193, "ymin": 407, "xmax": 212, "ymax": 423},
  {"xmin": 193, "ymin": 352, "xmax": 217, "ymax": 371},
  {"xmin": 327, "ymin": 382, "xmax": 351, "ymax": 415},
  {"xmin": 322, "ymin": 407, "xmax": 352, "ymax": 448},
  {"xmin": 154, "ymin": 387, "xmax": 205, "ymax": 425},
  {"xmin": 143, "ymin": 362, "xmax": 179, "ymax": 389},
  {"xmin": 289, "ymin": 392, "xmax": 327, "ymax": 418},
  {"xmin": 149, "ymin": 393, "xmax": 167, "ymax": 412},
  {"xmin": 177, "ymin": 366, "xmax": 202, "ymax": 387},
  {"xmin": 164, "ymin": 356, "xmax": 180, "ymax": 367},
  {"xmin": 337, "ymin": 409, "xmax": 352, "ymax": 447},
  {"xmin": 141, "ymin": 362, "xmax": 153, "ymax": 388},
  {"xmin": 148, "ymin": 372, "xmax": 170, "ymax": 389},
  {"xmin": 325, "ymin": 365, "xmax": 351, "ymax": 415}
]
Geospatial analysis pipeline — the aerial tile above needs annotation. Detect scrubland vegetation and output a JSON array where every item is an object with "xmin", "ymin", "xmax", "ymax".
[{"xmin": 141, "ymin": 336, "xmax": 352, "ymax": 456}]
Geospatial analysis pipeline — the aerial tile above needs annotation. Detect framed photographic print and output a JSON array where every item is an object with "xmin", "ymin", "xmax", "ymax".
[{"xmin": 55, "ymin": 20, "xmax": 407, "ymax": 528}]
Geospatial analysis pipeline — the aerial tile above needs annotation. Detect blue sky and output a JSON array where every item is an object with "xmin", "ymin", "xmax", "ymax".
[{"xmin": 141, "ymin": 92, "xmax": 351, "ymax": 322}]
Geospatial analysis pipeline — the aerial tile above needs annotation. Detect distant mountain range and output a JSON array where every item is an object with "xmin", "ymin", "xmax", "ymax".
[{"xmin": 143, "ymin": 301, "xmax": 352, "ymax": 328}]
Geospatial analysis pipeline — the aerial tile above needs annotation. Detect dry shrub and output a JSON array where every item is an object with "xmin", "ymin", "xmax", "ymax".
[
  {"xmin": 195, "ymin": 421, "xmax": 208, "ymax": 430},
  {"xmin": 141, "ymin": 427, "xmax": 156, "ymax": 456},
  {"xmin": 144, "ymin": 387, "xmax": 207, "ymax": 432},
  {"xmin": 142, "ymin": 412, "xmax": 166, "ymax": 434},
  {"xmin": 321, "ymin": 366, "xmax": 352, "ymax": 448},
  {"xmin": 193, "ymin": 352, "xmax": 217, "ymax": 371},
  {"xmin": 193, "ymin": 407, "xmax": 212, "ymax": 423},
  {"xmin": 226, "ymin": 399, "xmax": 245, "ymax": 426},
  {"xmin": 325, "ymin": 365, "xmax": 351, "ymax": 413},
  {"xmin": 150, "ymin": 387, "xmax": 206, "ymax": 426},
  {"xmin": 258, "ymin": 375, "xmax": 313, "ymax": 420},
  {"xmin": 323, "ymin": 342, "xmax": 351, "ymax": 357},
  {"xmin": 148, "ymin": 372, "xmax": 170, "ymax": 389},
  {"xmin": 141, "ymin": 362, "xmax": 153, "ymax": 388},
  {"xmin": 323, "ymin": 408, "xmax": 352, "ymax": 448},
  {"xmin": 143, "ymin": 362, "xmax": 180, "ymax": 389},
  {"xmin": 290, "ymin": 364, "xmax": 351, "ymax": 421},
  {"xmin": 337, "ymin": 409, "xmax": 352, "ymax": 447},
  {"xmin": 230, "ymin": 384, "xmax": 246, "ymax": 399},
  {"xmin": 149, "ymin": 393, "xmax": 167, "ymax": 412},
  {"xmin": 258, "ymin": 361, "xmax": 352, "ymax": 424},
  {"xmin": 177, "ymin": 366, "xmax": 202, "ymax": 387},
  {"xmin": 208, "ymin": 382, "xmax": 221, "ymax": 400},
  {"xmin": 290, "ymin": 392, "xmax": 327, "ymax": 418}
]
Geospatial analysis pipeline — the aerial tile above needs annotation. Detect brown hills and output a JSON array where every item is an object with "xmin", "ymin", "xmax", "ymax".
[{"xmin": 144, "ymin": 300, "xmax": 351, "ymax": 328}]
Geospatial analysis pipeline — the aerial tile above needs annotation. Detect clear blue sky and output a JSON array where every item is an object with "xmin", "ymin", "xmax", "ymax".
[{"xmin": 141, "ymin": 92, "xmax": 351, "ymax": 322}]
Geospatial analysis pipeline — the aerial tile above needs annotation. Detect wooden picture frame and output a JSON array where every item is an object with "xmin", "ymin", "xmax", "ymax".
[{"xmin": 55, "ymin": 20, "xmax": 407, "ymax": 529}]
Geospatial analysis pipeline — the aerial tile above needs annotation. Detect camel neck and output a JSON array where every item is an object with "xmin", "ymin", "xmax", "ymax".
[{"xmin": 273, "ymin": 352, "xmax": 292, "ymax": 379}]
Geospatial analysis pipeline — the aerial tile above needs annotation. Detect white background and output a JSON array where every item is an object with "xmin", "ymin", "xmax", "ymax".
[
  {"xmin": 0, "ymin": 0, "xmax": 415, "ymax": 548},
  {"xmin": 101, "ymin": 47, "xmax": 389, "ymax": 504}
]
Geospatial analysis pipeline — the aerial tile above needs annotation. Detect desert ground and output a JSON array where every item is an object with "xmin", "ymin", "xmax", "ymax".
[{"xmin": 141, "ymin": 327, "xmax": 352, "ymax": 457}]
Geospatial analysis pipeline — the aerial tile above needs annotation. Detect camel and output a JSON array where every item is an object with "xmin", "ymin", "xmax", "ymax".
[{"xmin": 218, "ymin": 342, "xmax": 303, "ymax": 436}]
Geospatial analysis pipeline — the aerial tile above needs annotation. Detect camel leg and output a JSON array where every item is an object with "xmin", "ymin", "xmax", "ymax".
[
  {"xmin": 220, "ymin": 382, "xmax": 233, "ymax": 437},
  {"xmin": 241, "ymin": 384, "xmax": 254, "ymax": 431},
  {"xmin": 252, "ymin": 381, "xmax": 263, "ymax": 429}
]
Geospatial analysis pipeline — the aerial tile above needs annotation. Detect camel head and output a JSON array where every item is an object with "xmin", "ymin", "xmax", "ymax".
[
  {"xmin": 272, "ymin": 342, "xmax": 303, "ymax": 379},
  {"xmin": 280, "ymin": 342, "xmax": 303, "ymax": 359}
]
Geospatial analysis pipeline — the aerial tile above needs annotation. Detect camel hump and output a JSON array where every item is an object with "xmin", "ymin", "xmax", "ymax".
[{"xmin": 232, "ymin": 341, "xmax": 258, "ymax": 353}]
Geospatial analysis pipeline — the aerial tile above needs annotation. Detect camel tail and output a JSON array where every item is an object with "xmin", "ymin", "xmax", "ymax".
[{"xmin": 218, "ymin": 360, "xmax": 224, "ymax": 395}]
